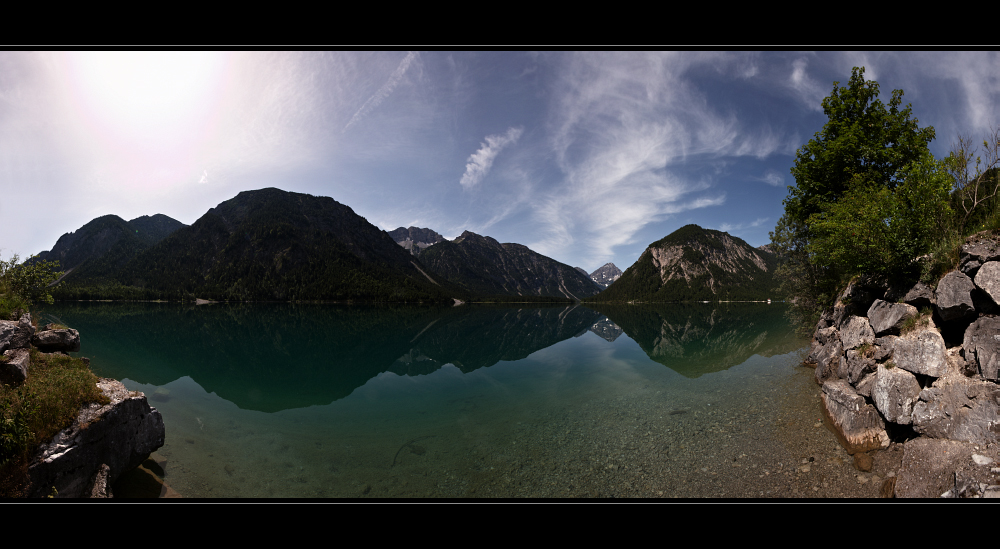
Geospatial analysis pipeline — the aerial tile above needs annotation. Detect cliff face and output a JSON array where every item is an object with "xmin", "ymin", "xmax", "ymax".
[{"xmin": 807, "ymin": 230, "xmax": 1000, "ymax": 498}]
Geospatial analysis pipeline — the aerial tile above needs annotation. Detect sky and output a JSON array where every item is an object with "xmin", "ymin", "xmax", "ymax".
[{"xmin": 2, "ymin": 51, "xmax": 999, "ymax": 273}]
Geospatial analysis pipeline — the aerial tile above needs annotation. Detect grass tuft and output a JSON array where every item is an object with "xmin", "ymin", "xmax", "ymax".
[{"xmin": 0, "ymin": 350, "xmax": 109, "ymax": 496}]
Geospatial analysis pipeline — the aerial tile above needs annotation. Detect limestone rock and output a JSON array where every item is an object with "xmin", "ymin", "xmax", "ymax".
[
  {"xmin": 0, "ymin": 348, "xmax": 29, "ymax": 385},
  {"xmin": 821, "ymin": 379, "xmax": 889, "ymax": 454},
  {"xmin": 31, "ymin": 328, "xmax": 80, "ymax": 353},
  {"xmin": 902, "ymin": 281, "xmax": 935, "ymax": 309},
  {"xmin": 963, "ymin": 316, "xmax": 1000, "ymax": 381},
  {"xmin": 888, "ymin": 327, "xmax": 949, "ymax": 378},
  {"xmin": 805, "ymin": 326, "xmax": 838, "ymax": 364},
  {"xmin": 935, "ymin": 271, "xmax": 977, "ymax": 322},
  {"xmin": 895, "ymin": 438, "xmax": 976, "ymax": 498},
  {"xmin": 27, "ymin": 378, "xmax": 165, "ymax": 498},
  {"xmin": 814, "ymin": 338, "xmax": 843, "ymax": 386},
  {"xmin": 844, "ymin": 347, "xmax": 876, "ymax": 387},
  {"xmin": 911, "ymin": 375, "xmax": 1000, "ymax": 445},
  {"xmin": 961, "ymin": 233, "xmax": 1000, "ymax": 268},
  {"xmin": 872, "ymin": 364, "xmax": 921, "ymax": 425},
  {"xmin": 839, "ymin": 315, "xmax": 875, "ymax": 351},
  {"xmin": 867, "ymin": 299, "xmax": 919, "ymax": 336},
  {"xmin": 0, "ymin": 314, "xmax": 35, "ymax": 353}
]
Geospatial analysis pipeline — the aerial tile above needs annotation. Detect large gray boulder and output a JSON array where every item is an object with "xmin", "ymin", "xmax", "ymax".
[
  {"xmin": 911, "ymin": 375, "xmax": 1000, "ymax": 445},
  {"xmin": 872, "ymin": 364, "xmax": 922, "ymax": 425},
  {"xmin": 963, "ymin": 316, "xmax": 1000, "ymax": 381},
  {"xmin": 902, "ymin": 281, "xmax": 935, "ymax": 309},
  {"xmin": 0, "ymin": 348, "xmax": 29, "ymax": 385},
  {"xmin": 839, "ymin": 315, "xmax": 875, "ymax": 351},
  {"xmin": 935, "ymin": 271, "xmax": 977, "ymax": 322},
  {"xmin": 805, "ymin": 326, "xmax": 838, "ymax": 364},
  {"xmin": 867, "ymin": 299, "xmax": 918, "ymax": 336},
  {"xmin": 0, "ymin": 314, "xmax": 35, "ymax": 353},
  {"xmin": 31, "ymin": 328, "xmax": 81, "ymax": 353},
  {"xmin": 887, "ymin": 327, "xmax": 949, "ymax": 378},
  {"xmin": 27, "ymin": 379, "xmax": 165, "ymax": 498},
  {"xmin": 821, "ymin": 379, "xmax": 889, "ymax": 454}
]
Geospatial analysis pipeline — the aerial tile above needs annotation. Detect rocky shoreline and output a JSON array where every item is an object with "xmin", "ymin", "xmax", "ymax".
[
  {"xmin": 806, "ymin": 231, "xmax": 1000, "ymax": 498},
  {"xmin": 1, "ymin": 314, "xmax": 164, "ymax": 498}
]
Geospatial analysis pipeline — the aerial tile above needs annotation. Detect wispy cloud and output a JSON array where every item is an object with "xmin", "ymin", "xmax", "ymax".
[
  {"xmin": 756, "ymin": 169, "xmax": 785, "ymax": 187},
  {"xmin": 343, "ymin": 51, "xmax": 418, "ymax": 132},
  {"xmin": 789, "ymin": 57, "xmax": 826, "ymax": 112},
  {"xmin": 460, "ymin": 126, "xmax": 523, "ymax": 189},
  {"xmin": 719, "ymin": 217, "xmax": 769, "ymax": 234}
]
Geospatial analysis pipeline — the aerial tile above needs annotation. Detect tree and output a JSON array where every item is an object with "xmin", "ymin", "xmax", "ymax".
[
  {"xmin": 771, "ymin": 67, "xmax": 944, "ymax": 325},
  {"xmin": 0, "ymin": 254, "xmax": 63, "ymax": 319},
  {"xmin": 945, "ymin": 125, "xmax": 1000, "ymax": 234}
]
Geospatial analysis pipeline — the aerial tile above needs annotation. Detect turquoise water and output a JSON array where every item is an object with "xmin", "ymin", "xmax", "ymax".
[{"xmin": 40, "ymin": 302, "xmax": 810, "ymax": 498}]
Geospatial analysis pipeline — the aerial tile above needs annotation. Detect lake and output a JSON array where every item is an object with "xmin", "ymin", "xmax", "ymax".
[{"xmin": 38, "ymin": 301, "xmax": 878, "ymax": 498}]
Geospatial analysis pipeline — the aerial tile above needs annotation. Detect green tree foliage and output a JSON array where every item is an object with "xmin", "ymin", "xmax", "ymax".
[
  {"xmin": 0, "ymin": 254, "xmax": 63, "ymax": 319},
  {"xmin": 772, "ymin": 67, "xmax": 947, "ymax": 326}
]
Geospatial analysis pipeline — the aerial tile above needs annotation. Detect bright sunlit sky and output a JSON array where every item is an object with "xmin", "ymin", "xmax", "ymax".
[{"xmin": 2, "ymin": 51, "xmax": 998, "ymax": 272}]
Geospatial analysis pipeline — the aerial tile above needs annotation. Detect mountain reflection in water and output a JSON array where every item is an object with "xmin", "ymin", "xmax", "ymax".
[{"xmin": 41, "ymin": 302, "xmax": 801, "ymax": 412}]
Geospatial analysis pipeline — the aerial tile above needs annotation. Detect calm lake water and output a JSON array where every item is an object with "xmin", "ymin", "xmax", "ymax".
[{"xmin": 40, "ymin": 301, "xmax": 816, "ymax": 498}]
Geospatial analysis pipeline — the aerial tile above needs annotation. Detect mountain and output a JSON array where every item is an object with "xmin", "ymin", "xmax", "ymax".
[
  {"xmin": 127, "ymin": 214, "xmax": 188, "ymax": 247},
  {"xmin": 51, "ymin": 188, "xmax": 459, "ymax": 302},
  {"xmin": 388, "ymin": 226, "xmax": 444, "ymax": 256},
  {"xmin": 589, "ymin": 263, "xmax": 622, "ymax": 289},
  {"xmin": 588, "ymin": 224, "xmax": 780, "ymax": 302},
  {"xmin": 417, "ymin": 230, "xmax": 602, "ymax": 300},
  {"xmin": 33, "ymin": 214, "xmax": 187, "ymax": 283}
]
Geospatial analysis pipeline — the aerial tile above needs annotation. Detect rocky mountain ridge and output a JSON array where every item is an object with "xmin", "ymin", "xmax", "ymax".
[
  {"xmin": 590, "ymin": 224, "xmax": 779, "ymax": 302},
  {"xmin": 417, "ymin": 230, "xmax": 601, "ymax": 300},
  {"xmin": 388, "ymin": 226, "xmax": 444, "ymax": 256}
]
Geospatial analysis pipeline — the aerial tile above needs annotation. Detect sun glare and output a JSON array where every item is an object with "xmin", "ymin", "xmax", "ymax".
[{"xmin": 56, "ymin": 51, "xmax": 232, "ymax": 192}]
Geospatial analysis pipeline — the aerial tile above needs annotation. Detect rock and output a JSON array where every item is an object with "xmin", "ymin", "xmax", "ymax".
[
  {"xmin": 963, "ymin": 316, "xmax": 1000, "ymax": 381},
  {"xmin": 911, "ymin": 375, "xmax": 1000, "ymax": 445},
  {"xmin": 31, "ymin": 329, "xmax": 80, "ymax": 353},
  {"xmin": 854, "ymin": 452, "xmax": 874, "ymax": 472},
  {"xmin": 27, "ymin": 378, "xmax": 165, "ymax": 498},
  {"xmin": 814, "ymin": 337, "xmax": 844, "ymax": 385},
  {"xmin": 961, "ymin": 232, "xmax": 1000, "ymax": 267},
  {"xmin": 0, "ymin": 314, "xmax": 35, "ymax": 353},
  {"xmin": 821, "ymin": 379, "xmax": 889, "ymax": 454},
  {"xmin": 839, "ymin": 316, "xmax": 875, "ymax": 351},
  {"xmin": 0, "ymin": 348, "xmax": 29, "ymax": 385},
  {"xmin": 867, "ymin": 299, "xmax": 918, "ymax": 336},
  {"xmin": 887, "ymin": 327, "xmax": 949, "ymax": 378},
  {"xmin": 935, "ymin": 271, "xmax": 977, "ymax": 322},
  {"xmin": 895, "ymin": 437, "xmax": 975, "ymax": 498},
  {"xmin": 86, "ymin": 463, "xmax": 112, "ymax": 498},
  {"xmin": 844, "ymin": 347, "xmax": 876, "ymax": 387},
  {"xmin": 872, "ymin": 363, "xmax": 922, "ymax": 425},
  {"xmin": 902, "ymin": 281, "xmax": 935, "ymax": 309},
  {"xmin": 805, "ymin": 326, "xmax": 839, "ymax": 364}
]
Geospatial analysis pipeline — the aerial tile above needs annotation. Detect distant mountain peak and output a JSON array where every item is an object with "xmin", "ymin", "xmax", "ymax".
[
  {"xmin": 590, "ymin": 263, "xmax": 622, "ymax": 290},
  {"xmin": 388, "ymin": 226, "xmax": 444, "ymax": 256},
  {"xmin": 590, "ymin": 224, "xmax": 779, "ymax": 302}
]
